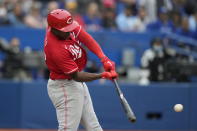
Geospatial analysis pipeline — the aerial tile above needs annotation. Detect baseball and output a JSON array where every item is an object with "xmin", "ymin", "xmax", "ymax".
[{"xmin": 174, "ymin": 104, "xmax": 183, "ymax": 112}]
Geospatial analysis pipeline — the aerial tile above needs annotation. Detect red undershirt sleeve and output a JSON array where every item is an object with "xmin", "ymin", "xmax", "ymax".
[{"xmin": 74, "ymin": 26, "xmax": 106, "ymax": 59}]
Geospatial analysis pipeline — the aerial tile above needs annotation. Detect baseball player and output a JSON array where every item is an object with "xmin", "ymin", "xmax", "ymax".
[{"xmin": 44, "ymin": 9, "xmax": 118, "ymax": 131}]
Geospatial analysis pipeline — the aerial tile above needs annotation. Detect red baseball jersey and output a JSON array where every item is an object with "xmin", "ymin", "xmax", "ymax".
[{"xmin": 44, "ymin": 26, "xmax": 87, "ymax": 80}]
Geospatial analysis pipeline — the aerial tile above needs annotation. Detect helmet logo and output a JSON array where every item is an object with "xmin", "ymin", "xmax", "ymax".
[{"xmin": 67, "ymin": 17, "xmax": 73, "ymax": 24}]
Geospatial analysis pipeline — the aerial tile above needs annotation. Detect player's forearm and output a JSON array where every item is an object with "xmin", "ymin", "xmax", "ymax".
[
  {"xmin": 78, "ymin": 29, "xmax": 105, "ymax": 59},
  {"xmin": 71, "ymin": 71, "xmax": 102, "ymax": 82}
]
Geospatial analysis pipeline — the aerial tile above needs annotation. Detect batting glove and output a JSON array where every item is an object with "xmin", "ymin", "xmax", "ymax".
[
  {"xmin": 110, "ymin": 70, "xmax": 118, "ymax": 79},
  {"xmin": 101, "ymin": 71, "xmax": 118, "ymax": 80},
  {"xmin": 101, "ymin": 72, "xmax": 112, "ymax": 79},
  {"xmin": 101, "ymin": 56, "xmax": 115, "ymax": 72}
]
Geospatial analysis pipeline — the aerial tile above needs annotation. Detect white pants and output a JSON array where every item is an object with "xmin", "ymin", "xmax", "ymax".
[{"xmin": 47, "ymin": 79, "xmax": 103, "ymax": 131}]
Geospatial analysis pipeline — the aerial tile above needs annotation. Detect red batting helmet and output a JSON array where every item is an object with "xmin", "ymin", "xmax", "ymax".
[{"xmin": 47, "ymin": 9, "xmax": 79, "ymax": 32}]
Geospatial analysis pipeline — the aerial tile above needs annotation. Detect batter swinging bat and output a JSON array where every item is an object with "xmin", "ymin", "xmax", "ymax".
[{"xmin": 113, "ymin": 79, "xmax": 136, "ymax": 123}]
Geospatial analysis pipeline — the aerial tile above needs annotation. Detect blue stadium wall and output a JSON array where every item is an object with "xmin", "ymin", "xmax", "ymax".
[
  {"xmin": 0, "ymin": 28, "xmax": 162, "ymax": 67},
  {"xmin": 0, "ymin": 80, "xmax": 196, "ymax": 130}
]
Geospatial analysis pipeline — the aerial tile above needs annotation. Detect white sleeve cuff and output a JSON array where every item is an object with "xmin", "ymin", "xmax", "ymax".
[{"xmin": 64, "ymin": 67, "xmax": 78, "ymax": 74}]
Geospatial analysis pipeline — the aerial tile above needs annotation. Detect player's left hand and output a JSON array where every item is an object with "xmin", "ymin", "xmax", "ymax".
[
  {"xmin": 101, "ymin": 56, "xmax": 115, "ymax": 72},
  {"xmin": 101, "ymin": 70, "xmax": 118, "ymax": 80},
  {"xmin": 110, "ymin": 70, "xmax": 118, "ymax": 79}
]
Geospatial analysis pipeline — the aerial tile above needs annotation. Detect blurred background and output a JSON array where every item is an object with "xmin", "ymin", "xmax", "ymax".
[{"xmin": 0, "ymin": 0, "xmax": 196, "ymax": 130}]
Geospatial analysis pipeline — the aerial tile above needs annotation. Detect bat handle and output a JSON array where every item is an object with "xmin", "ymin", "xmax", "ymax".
[{"xmin": 113, "ymin": 79, "xmax": 118, "ymax": 88}]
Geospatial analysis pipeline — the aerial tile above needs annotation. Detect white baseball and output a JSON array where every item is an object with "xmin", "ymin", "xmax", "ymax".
[{"xmin": 174, "ymin": 104, "xmax": 183, "ymax": 112}]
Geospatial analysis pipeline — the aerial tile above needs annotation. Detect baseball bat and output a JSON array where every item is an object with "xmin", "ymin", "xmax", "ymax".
[{"xmin": 113, "ymin": 79, "xmax": 136, "ymax": 123}]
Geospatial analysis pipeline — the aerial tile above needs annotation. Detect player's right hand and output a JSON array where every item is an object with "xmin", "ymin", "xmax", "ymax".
[
  {"xmin": 110, "ymin": 70, "xmax": 118, "ymax": 79},
  {"xmin": 101, "ymin": 71, "xmax": 118, "ymax": 80}
]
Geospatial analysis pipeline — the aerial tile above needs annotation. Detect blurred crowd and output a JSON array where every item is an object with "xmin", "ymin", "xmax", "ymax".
[{"xmin": 0, "ymin": 0, "xmax": 197, "ymax": 39}]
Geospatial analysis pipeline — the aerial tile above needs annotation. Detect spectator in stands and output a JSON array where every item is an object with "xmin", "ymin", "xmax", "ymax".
[
  {"xmin": 7, "ymin": 3, "xmax": 25, "ymax": 27},
  {"xmin": 147, "ymin": 7, "xmax": 173, "ymax": 32},
  {"xmin": 138, "ymin": 6, "xmax": 148, "ymax": 22},
  {"xmin": 42, "ymin": 1, "xmax": 59, "ymax": 21},
  {"xmin": 83, "ymin": 2, "xmax": 102, "ymax": 31},
  {"xmin": 24, "ymin": 2, "xmax": 45, "ymax": 28},
  {"xmin": 156, "ymin": 0, "xmax": 173, "ymax": 12},
  {"xmin": 102, "ymin": 0, "xmax": 116, "ymax": 9},
  {"xmin": 0, "ymin": 37, "xmax": 30, "ymax": 81},
  {"xmin": 116, "ymin": 5, "xmax": 145, "ymax": 32},
  {"xmin": 65, "ymin": 0, "xmax": 85, "ymax": 28},
  {"xmin": 120, "ymin": 0, "xmax": 136, "ymax": 5},
  {"xmin": 184, "ymin": 0, "xmax": 196, "ymax": 16},
  {"xmin": 170, "ymin": 0, "xmax": 186, "ymax": 15},
  {"xmin": 141, "ymin": 38, "xmax": 170, "ymax": 81},
  {"xmin": 176, "ymin": 16, "xmax": 195, "ymax": 38},
  {"xmin": 138, "ymin": 0, "xmax": 157, "ymax": 23},
  {"xmin": 191, "ymin": 11, "xmax": 197, "ymax": 40},
  {"xmin": 116, "ymin": 0, "xmax": 137, "ymax": 14},
  {"xmin": 3, "ymin": 0, "xmax": 17, "ymax": 12},
  {"xmin": 76, "ymin": 0, "xmax": 92, "ymax": 14},
  {"xmin": 21, "ymin": 0, "xmax": 34, "ymax": 14},
  {"xmin": 136, "ymin": 6, "xmax": 150, "ymax": 31},
  {"xmin": 102, "ymin": 7, "xmax": 117, "ymax": 30},
  {"xmin": 171, "ymin": 11, "xmax": 182, "ymax": 32},
  {"xmin": 47, "ymin": 1, "xmax": 59, "ymax": 13},
  {"xmin": 188, "ymin": 10, "xmax": 197, "ymax": 32},
  {"xmin": 0, "ymin": 1, "xmax": 9, "ymax": 26}
]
